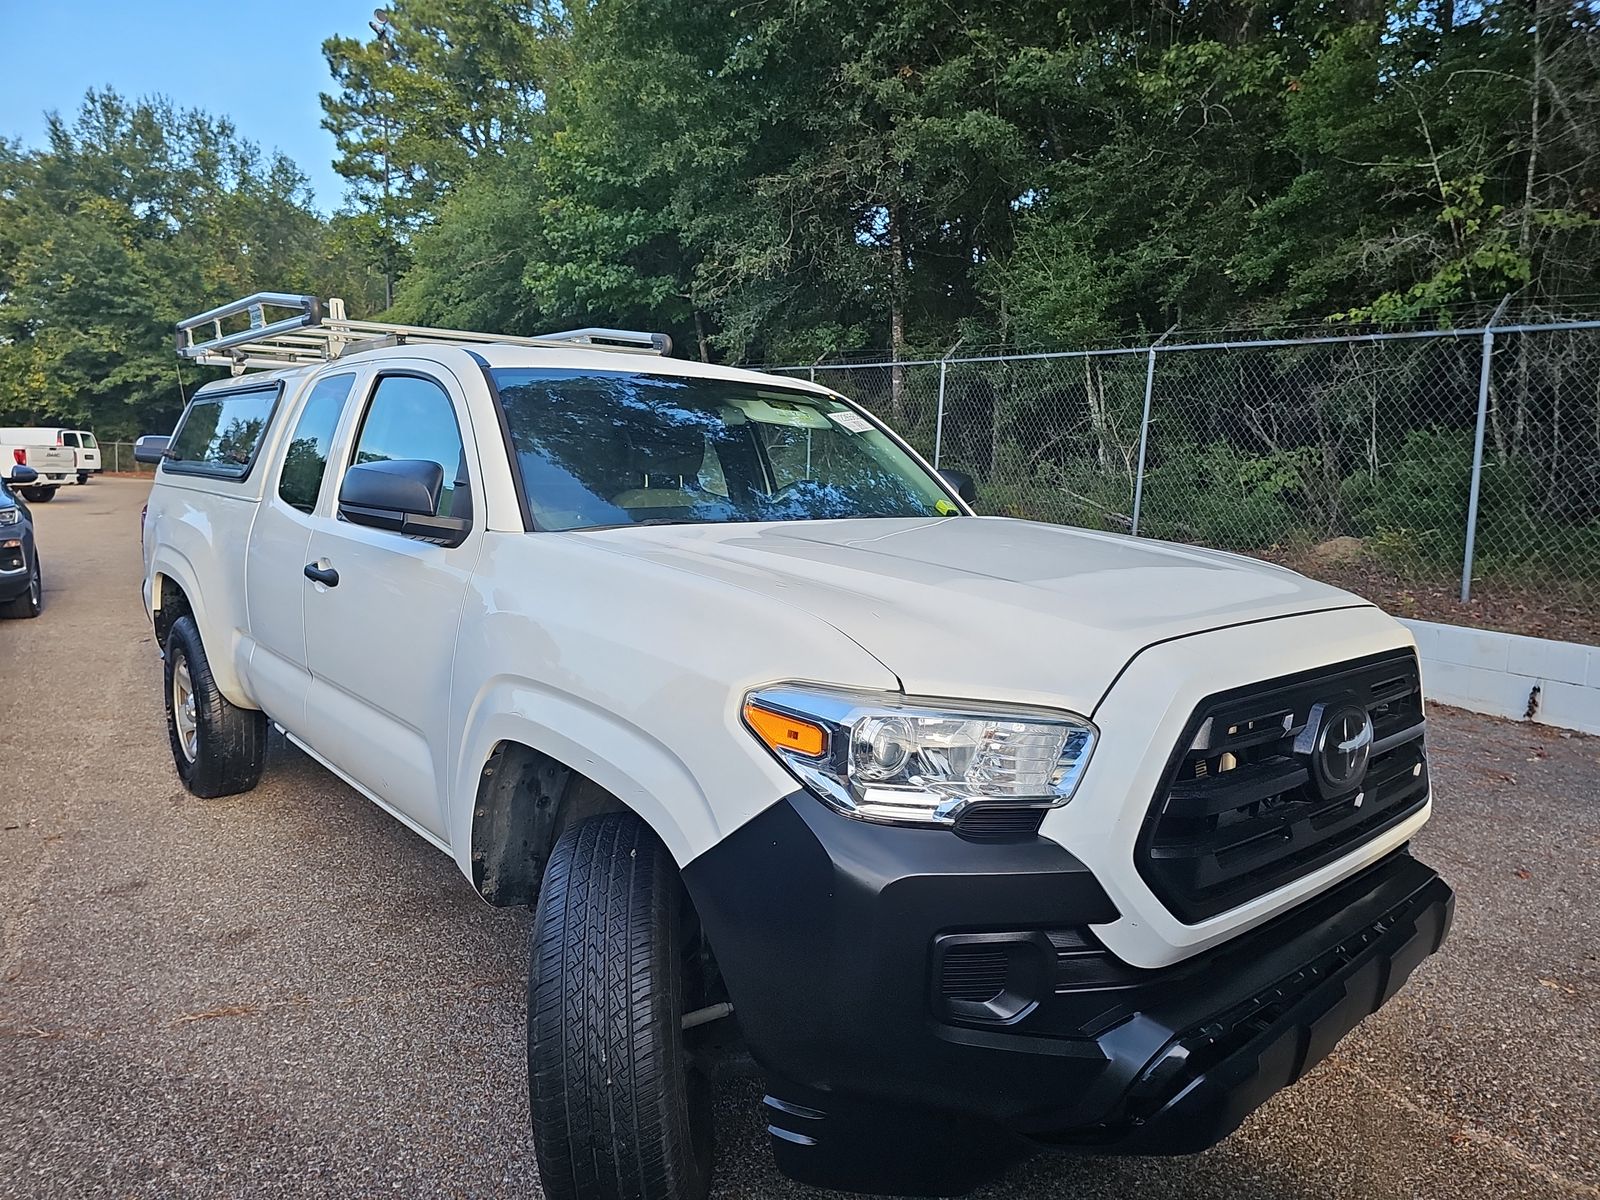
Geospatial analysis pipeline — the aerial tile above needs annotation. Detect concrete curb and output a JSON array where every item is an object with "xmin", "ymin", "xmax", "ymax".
[{"xmin": 1400, "ymin": 618, "xmax": 1600, "ymax": 736}]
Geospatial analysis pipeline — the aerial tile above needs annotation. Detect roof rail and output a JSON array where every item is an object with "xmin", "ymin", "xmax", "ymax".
[{"xmin": 175, "ymin": 292, "xmax": 672, "ymax": 373}]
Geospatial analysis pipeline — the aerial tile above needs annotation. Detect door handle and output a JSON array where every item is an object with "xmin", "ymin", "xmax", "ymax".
[{"xmin": 303, "ymin": 562, "xmax": 340, "ymax": 588}]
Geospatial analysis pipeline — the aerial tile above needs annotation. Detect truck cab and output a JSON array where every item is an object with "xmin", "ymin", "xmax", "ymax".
[{"xmin": 138, "ymin": 294, "xmax": 1452, "ymax": 1200}]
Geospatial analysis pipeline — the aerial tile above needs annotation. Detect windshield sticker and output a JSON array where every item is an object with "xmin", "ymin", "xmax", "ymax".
[
  {"xmin": 828, "ymin": 410, "xmax": 874, "ymax": 434},
  {"xmin": 935, "ymin": 498, "xmax": 960, "ymax": 515}
]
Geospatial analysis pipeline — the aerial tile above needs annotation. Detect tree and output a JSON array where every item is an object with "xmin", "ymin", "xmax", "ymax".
[
  {"xmin": 0, "ymin": 91, "xmax": 380, "ymax": 439},
  {"xmin": 321, "ymin": 0, "xmax": 549, "ymax": 305}
]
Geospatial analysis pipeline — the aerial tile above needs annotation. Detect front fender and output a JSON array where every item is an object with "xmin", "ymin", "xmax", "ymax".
[{"xmin": 449, "ymin": 675, "xmax": 798, "ymax": 879}]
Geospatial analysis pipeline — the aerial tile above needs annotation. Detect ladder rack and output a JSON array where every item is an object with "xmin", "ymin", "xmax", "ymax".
[{"xmin": 175, "ymin": 293, "xmax": 672, "ymax": 374}]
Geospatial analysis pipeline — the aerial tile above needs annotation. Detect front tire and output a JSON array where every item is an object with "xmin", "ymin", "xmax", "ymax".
[
  {"xmin": 529, "ymin": 812, "xmax": 713, "ymax": 1200},
  {"xmin": 162, "ymin": 615, "xmax": 267, "ymax": 797},
  {"xmin": 0, "ymin": 557, "xmax": 41, "ymax": 619}
]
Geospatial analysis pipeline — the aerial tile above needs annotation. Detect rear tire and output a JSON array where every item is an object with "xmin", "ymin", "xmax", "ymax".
[
  {"xmin": 162, "ymin": 615, "xmax": 267, "ymax": 798},
  {"xmin": 23, "ymin": 487, "xmax": 53, "ymax": 503},
  {"xmin": 0, "ymin": 558, "xmax": 41, "ymax": 619},
  {"xmin": 529, "ymin": 812, "xmax": 713, "ymax": 1200}
]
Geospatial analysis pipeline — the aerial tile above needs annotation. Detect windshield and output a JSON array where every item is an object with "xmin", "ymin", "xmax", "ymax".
[{"xmin": 492, "ymin": 369, "xmax": 958, "ymax": 531}]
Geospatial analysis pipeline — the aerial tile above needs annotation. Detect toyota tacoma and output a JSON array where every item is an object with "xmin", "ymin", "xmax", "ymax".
[{"xmin": 136, "ymin": 294, "xmax": 1452, "ymax": 1200}]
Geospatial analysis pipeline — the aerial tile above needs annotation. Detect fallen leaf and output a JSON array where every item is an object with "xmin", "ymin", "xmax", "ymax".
[
  {"xmin": 172, "ymin": 1003, "xmax": 260, "ymax": 1025},
  {"xmin": 1513, "ymin": 868, "xmax": 1532, "ymax": 880}
]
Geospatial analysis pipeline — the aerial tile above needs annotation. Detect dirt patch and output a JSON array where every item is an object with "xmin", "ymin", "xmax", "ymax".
[{"xmin": 1262, "ymin": 550, "xmax": 1600, "ymax": 646}]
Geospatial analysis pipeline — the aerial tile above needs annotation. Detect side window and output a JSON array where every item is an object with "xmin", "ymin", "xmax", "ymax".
[
  {"xmin": 278, "ymin": 374, "xmax": 356, "ymax": 513},
  {"xmin": 167, "ymin": 386, "xmax": 280, "ymax": 477},
  {"xmin": 350, "ymin": 375, "xmax": 468, "ymax": 518},
  {"xmin": 60, "ymin": 432, "xmax": 78, "ymax": 448}
]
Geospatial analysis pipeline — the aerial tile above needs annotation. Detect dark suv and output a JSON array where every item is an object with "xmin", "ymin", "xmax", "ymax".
[{"xmin": 0, "ymin": 466, "xmax": 43, "ymax": 619}]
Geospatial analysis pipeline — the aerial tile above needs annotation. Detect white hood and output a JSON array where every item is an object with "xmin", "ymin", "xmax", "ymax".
[{"xmin": 580, "ymin": 516, "xmax": 1370, "ymax": 714}]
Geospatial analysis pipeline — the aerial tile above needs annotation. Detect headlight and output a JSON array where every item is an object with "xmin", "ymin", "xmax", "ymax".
[
  {"xmin": 743, "ymin": 685, "xmax": 1096, "ymax": 826},
  {"xmin": 0, "ymin": 507, "xmax": 19, "ymax": 527}
]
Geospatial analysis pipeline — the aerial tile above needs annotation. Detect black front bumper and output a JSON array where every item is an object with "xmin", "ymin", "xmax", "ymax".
[
  {"xmin": 683, "ymin": 792, "xmax": 1453, "ymax": 1196},
  {"xmin": 0, "ymin": 531, "xmax": 33, "ymax": 602}
]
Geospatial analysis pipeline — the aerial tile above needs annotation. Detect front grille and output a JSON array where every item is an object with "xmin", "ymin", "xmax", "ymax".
[{"xmin": 1136, "ymin": 649, "xmax": 1428, "ymax": 923}]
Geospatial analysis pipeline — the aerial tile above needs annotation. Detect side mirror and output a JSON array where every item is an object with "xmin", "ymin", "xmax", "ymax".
[
  {"xmin": 6, "ymin": 465, "xmax": 40, "ymax": 486},
  {"xmin": 338, "ymin": 459, "xmax": 470, "ymax": 547},
  {"xmin": 133, "ymin": 435, "xmax": 170, "ymax": 464},
  {"xmin": 938, "ymin": 468, "xmax": 977, "ymax": 505}
]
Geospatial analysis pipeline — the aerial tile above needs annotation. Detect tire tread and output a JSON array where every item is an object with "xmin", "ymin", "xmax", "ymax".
[{"xmin": 529, "ymin": 812, "xmax": 709, "ymax": 1200}]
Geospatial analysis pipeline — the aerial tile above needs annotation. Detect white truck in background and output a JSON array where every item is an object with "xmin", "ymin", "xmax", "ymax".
[
  {"xmin": 59, "ymin": 429, "xmax": 102, "ymax": 482},
  {"xmin": 0, "ymin": 430, "xmax": 76, "ymax": 501}
]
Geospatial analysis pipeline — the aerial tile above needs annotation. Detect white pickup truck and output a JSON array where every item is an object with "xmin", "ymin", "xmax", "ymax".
[
  {"xmin": 138, "ymin": 294, "xmax": 1452, "ymax": 1200},
  {"xmin": 0, "ymin": 430, "xmax": 76, "ymax": 501}
]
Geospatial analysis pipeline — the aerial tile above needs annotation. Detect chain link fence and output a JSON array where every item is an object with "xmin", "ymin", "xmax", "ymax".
[
  {"xmin": 768, "ymin": 318, "xmax": 1600, "ymax": 646},
  {"xmin": 102, "ymin": 443, "xmax": 160, "ymax": 476}
]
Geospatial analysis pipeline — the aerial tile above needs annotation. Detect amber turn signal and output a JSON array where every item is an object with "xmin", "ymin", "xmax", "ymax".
[{"xmin": 743, "ymin": 701, "xmax": 828, "ymax": 758}]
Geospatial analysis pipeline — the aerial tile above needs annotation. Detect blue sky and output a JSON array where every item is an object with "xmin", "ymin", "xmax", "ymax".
[{"xmin": 0, "ymin": 1, "xmax": 380, "ymax": 212}]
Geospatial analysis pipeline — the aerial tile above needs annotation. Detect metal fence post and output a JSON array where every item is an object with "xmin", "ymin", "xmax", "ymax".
[
  {"xmin": 1130, "ymin": 325, "xmax": 1177, "ymax": 537},
  {"xmin": 932, "ymin": 338, "xmax": 962, "ymax": 468},
  {"xmin": 1461, "ymin": 298, "xmax": 1510, "ymax": 603}
]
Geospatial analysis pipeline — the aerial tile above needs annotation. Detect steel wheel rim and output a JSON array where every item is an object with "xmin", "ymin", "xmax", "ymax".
[{"xmin": 173, "ymin": 657, "xmax": 199, "ymax": 762}]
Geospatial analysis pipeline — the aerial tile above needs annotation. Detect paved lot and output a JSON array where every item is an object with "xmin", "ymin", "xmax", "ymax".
[{"xmin": 1, "ymin": 477, "xmax": 1596, "ymax": 1200}]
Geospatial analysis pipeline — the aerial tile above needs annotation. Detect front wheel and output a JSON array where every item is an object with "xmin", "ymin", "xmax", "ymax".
[
  {"xmin": 0, "ymin": 558, "xmax": 41, "ymax": 619},
  {"xmin": 162, "ymin": 615, "xmax": 267, "ymax": 798},
  {"xmin": 529, "ymin": 812, "xmax": 714, "ymax": 1200}
]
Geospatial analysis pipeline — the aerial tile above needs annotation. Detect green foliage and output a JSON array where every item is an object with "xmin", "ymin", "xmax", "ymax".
[
  {"xmin": 1140, "ymin": 442, "xmax": 1309, "ymax": 550},
  {"xmin": 327, "ymin": 0, "xmax": 1600, "ymax": 357},
  {"xmin": 0, "ymin": 91, "xmax": 381, "ymax": 439}
]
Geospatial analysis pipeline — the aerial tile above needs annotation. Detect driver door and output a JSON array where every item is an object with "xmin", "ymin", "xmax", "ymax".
[{"xmin": 299, "ymin": 368, "xmax": 482, "ymax": 840}]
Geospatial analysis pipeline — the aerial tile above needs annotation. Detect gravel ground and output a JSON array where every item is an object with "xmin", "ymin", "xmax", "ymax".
[{"xmin": 1, "ymin": 478, "xmax": 1596, "ymax": 1200}]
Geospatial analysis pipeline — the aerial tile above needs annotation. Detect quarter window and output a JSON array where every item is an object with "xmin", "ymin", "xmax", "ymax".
[
  {"xmin": 349, "ymin": 375, "xmax": 468, "ymax": 517},
  {"xmin": 278, "ymin": 374, "xmax": 356, "ymax": 513},
  {"xmin": 167, "ymin": 386, "xmax": 280, "ymax": 477}
]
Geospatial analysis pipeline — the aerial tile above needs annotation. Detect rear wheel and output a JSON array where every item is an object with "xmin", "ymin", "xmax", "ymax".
[
  {"xmin": 23, "ymin": 487, "xmax": 54, "ymax": 503},
  {"xmin": 162, "ymin": 615, "xmax": 267, "ymax": 797},
  {"xmin": 0, "ymin": 558, "xmax": 41, "ymax": 619},
  {"xmin": 529, "ymin": 812, "xmax": 714, "ymax": 1200}
]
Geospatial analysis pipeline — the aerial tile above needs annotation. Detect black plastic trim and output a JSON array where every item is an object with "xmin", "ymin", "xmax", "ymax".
[{"xmin": 684, "ymin": 789, "xmax": 1450, "ymax": 1196}]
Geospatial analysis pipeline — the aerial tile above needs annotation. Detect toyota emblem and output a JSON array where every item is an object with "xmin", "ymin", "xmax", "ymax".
[{"xmin": 1296, "ymin": 701, "xmax": 1375, "ymax": 798}]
